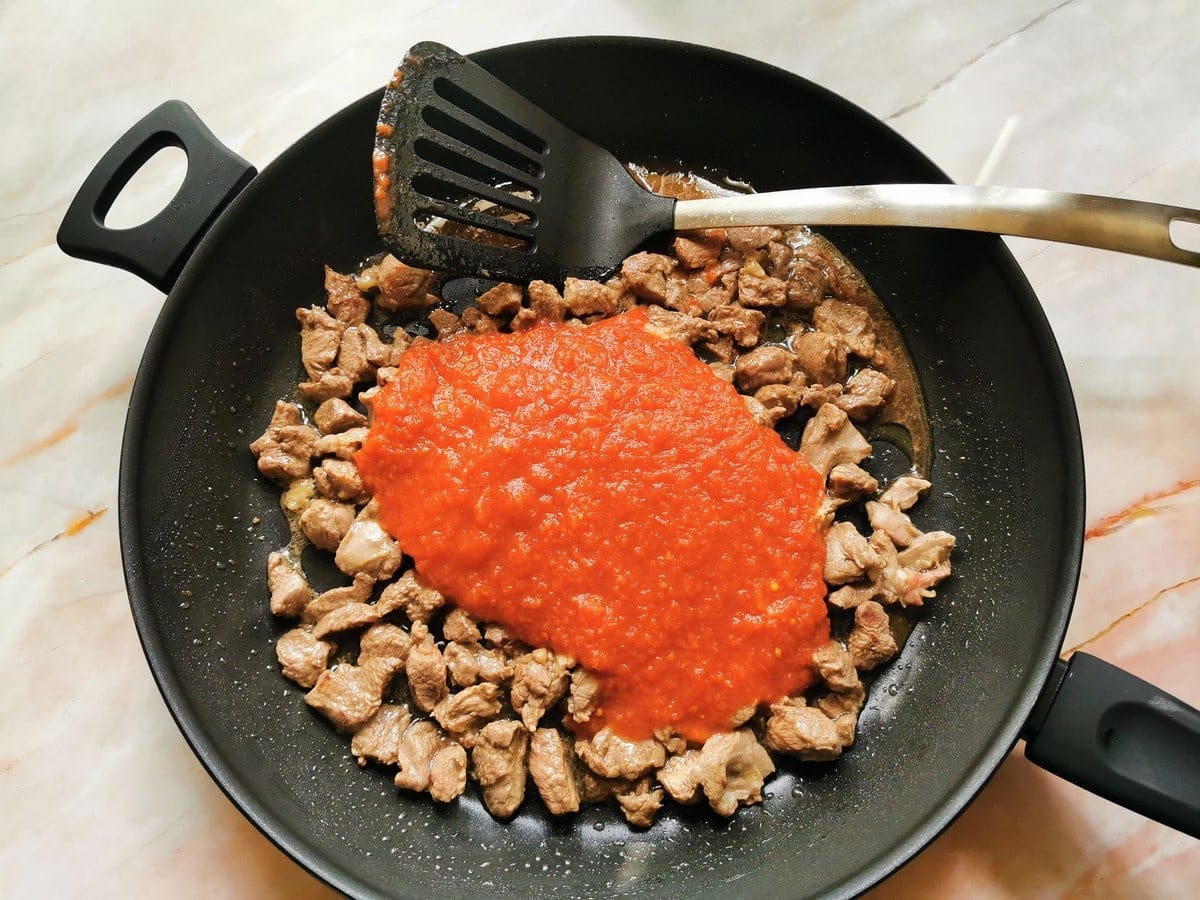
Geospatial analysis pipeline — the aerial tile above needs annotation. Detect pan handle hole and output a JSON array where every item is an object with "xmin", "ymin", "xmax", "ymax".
[
  {"xmin": 102, "ymin": 145, "xmax": 188, "ymax": 229},
  {"xmin": 1168, "ymin": 217, "xmax": 1200, "ymax": 253}
]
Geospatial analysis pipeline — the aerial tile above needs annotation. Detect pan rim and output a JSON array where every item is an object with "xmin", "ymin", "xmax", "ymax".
[{"xmin": 117, "ymin": 35, "xmax": 1085, "ymax": 900}]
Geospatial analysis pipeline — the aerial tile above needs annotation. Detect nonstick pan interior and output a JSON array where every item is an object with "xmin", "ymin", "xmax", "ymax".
[{"xmin": 120, "ymin": 38, "xmax": 1083, "ymax": 898}]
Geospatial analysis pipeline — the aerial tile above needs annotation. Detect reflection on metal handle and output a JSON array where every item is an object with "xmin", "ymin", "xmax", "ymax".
[{"xmin": 674, "ymin": 185, "xmax": 1200, "ymax": 267}]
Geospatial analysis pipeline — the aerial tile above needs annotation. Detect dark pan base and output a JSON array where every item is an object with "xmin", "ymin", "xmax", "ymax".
[{"xmin": 120, "ymin": 38, "xmax": 1083, "ymax": 898}]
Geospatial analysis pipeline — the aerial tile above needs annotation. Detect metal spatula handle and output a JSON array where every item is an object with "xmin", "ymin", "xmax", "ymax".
[{"xmin": 675, "ymin": 185, "xmax": 1200, "ymax": 266}]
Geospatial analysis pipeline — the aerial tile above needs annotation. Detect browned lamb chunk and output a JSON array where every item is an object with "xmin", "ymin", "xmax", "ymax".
[
  {"xmin": 336, "ymin": 324, "xmax": 390, "ymax": 384},
  {"xmin": 727, "ymin": 225, "xmax": 782, "ymax": 252},
  {"xmin": 617, "ymin": 779, "xmax": 665, "ymax": 828},
  {"xmin": 335, "ymin": 500, "xmax": 403, "ymax": 580},
  {"xmin": 296, "ymin": 306, "xmax": 343, "ymax": 379},
  {"xmin": 848, "ymin": 600, "xmax": 899, "ymax": 670},
  {"xmin": 836, "ymin": 368, "xmax": 895, "ymax": 422},
  {"xmin": 351, "ymin": 703, "xmax": 411, "ymax": 766},
  {"xmin": 432, "ymin": 683, "xmax": 502, "ymax": 745},
  {"xmin": 510, "ymin": 307, "xmax": 539, "ymax": 331},
  {"xmin": 743, "ymin": 394, "xmax": 776, "ymax": 428},
  {"xmin": 764, "ymin": 701, "xmax": 844, "ymax": 761},
  {"xmin": 372, "ymin": 255, "xmax": 434, "ymax": 312},
  {"xmin": 444, "ymin": 641, "xmax": 513, "ymax": 688},
  {"xmin": 510, "ymin": 649, "xmax": 571, "ymax": 731},
  {"xmin": 312, "ymin": 602, "xmax": 379, "ymax": 639},
  {"xmin": 734, "ymin": 345, "xmax": 796, "ymax": 392},
  {"xmin": 766, "ymin": 240, "xmax": 793, "ymax": 276},
  {"xmin": 563, "ymin": 278, "xmax": 618, "ymax": 316},
  {"xmin": 275, "ymin": 627, "xmax": 335, "ymax": 688},
  {"xmin": 299, "ymin": 499, "xmax": 356, "ymax": 552},
  {"xmin": 483, "ymin": 624, "xmax": 530, "ymax": 658},
  {"xmin": 313, "ymin": 458, "xmax": 367, "ymax": 503},
  {"xmin": 528, "ymin": 280, "xmax": 567, "ymax": 321},
  {"xmin": 297, "ymin": 370, "xmax": 354, "ymax": 403},
  {"xmin": 304, "ymin": 656, "xmax": 396, "ymax": 731},
  {"xmin": 828, "ymin": 463, "xmax": 879, "ymax": 503},
  {"xmin": 708, "ymin": 361, "xmax": 735, "ymax": 383},
  {"xmin": 800, "ymin": 382, "xmax": 844, "ymax": 411},
  {"xmin": 528, "ymin": 728, "xmax": 580, "ymax": 815},
  {"xmin": 754, "ymin": 381, "xmax": 805, "ymax": 423},
  {"xmin": 869, "ymin": 530, "xmax": 955, "ymax": 607},
  {"xmin": 791, "ymin": 330, "xmax": 848, "ymax": 385},
  {"xmin": 302, "ymin": 574, "xmax": 373, "ymax": 624},
  {"xmin": 394, "ymin": 720, "xmax": 446, "ymax": 793},
  {"xmin": 701, "ymin": 335, "xmax": 735, "ymax": 362},
  {"xmin": 899, "ymin": 530, "xmax": 956, "ymax": 571},
  {"xmin": 314, "ymin": 426, "xmax": 368, "ymax": 460},
  {"xmin": 866, "ymin": 500, "xmax": 922, "ymax": 547},
  {"xmin": 708, "ymin": 303, "xmax": 766, "ymax": 348},
  {"xmin": 378, "ymin": 569, "xmax": 446, "ymax": 622},
  {"xmin": 441, "ymin": 607, "xmax": 481, "ymax": 644},
  {"xmin": 643, "ymin": 305, "xmax": 718, "ymax": 345},
  {"xmin": 736, "ymin": 267, "xmax": 788, "ymax": 309},
  {"xmin": 825, "ymin": 582, "xmax": 881, "ymax": 611},
  {"xmin": 879, "ymin": 475, "xmax": 932, "ymax": 511},
  {"xmin": 621, "ymin": 251, "xmax": 677, "ymax": 302},
  {"xmin": 313, "ymin": 398, "xmax": 367, "ymax": 435},
  {"xmin": 472, "ymin": 720, "xmax": 530, "ymax": 818},
  {"xmin": 567, "ymin": 668, "xmax": 601, "ymax": 723},
  {"xmin": 814, "ymin": 299, "xmax": 877, "ymax": 359},
  {"xmin": 323, "ymin": 265, "xmax": 371, "ymax": 325},
  {"xmin": 250, "ymin": 404, "xmax": 319, "ymax": 483},
  {"xmin": 800, "ymin": 404, "xmax": 872, "ymax": 479},
  {"xmin": 673, "ymin": 232, "xmax": 723, "ymax": 269},
  {"xmin": 697, "ymin": 729, "xmax": 776, "ymax": 816},
  {"xmin": 406, "ymin": 623, "xmax": 449, "ymax": 713},
  {"xmin": 658, "ymin": 750, "xmax": 705, "ymax": 804},
  {"xmin": 476, "ymin": 281, "xmax": 524, "ymax": 316},
  {"xmin": 429, "ymin": 744, "xmax": 468, "ymax": 802},
  {"xmin": 359, "ymin": 623, "xmax": 412, "ymax": 664},
  {"xmin": 786, "ymin": 257, "xmax": 828, "ymax": 310},
  {"xmin": 267, "ymin": 551, "xmax": 311, "ymax": 618},
  {"xmin": 824, "ymin": 522, "xmax": 883, "ymax": 586},
  {"xmin": 575, "ymin": 728, "xmax": 665, "ymax": 780},
  {"xmin": 460, "ymin": 307, "xmax": 501, "ymax": 334},
  {"xmin": 428, "ymin": 308, "xmax": 464, "ymax": 339},
  {"xmin": 810, "ymin": 641, "xmax": 862, "ymax": 694},
  {"xmin": 575, "ymin": 770, "xmax": 632, "ymax": 804}
]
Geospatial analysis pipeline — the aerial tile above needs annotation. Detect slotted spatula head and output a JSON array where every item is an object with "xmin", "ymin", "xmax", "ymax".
[{"xmin": 374, "ymin": 42, "xmax": 676, "ymax": 284}]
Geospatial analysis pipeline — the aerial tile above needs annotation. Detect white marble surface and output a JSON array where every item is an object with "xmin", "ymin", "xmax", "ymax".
[{"xmin": 2, "ymin": 0, "xmax": 1198, "ymax": 896}]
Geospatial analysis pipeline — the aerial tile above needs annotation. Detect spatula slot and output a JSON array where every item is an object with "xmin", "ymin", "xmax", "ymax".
[
  {"xmin": 412, "ymin": 138, "xmax": 540, "ymax": 204},
  {"xmin": 421, "ymin": 105, "xmax": 544, "ymax": 179},
  {"xmin": 411, "ymin": 173, "xmax": 535, "ymax": 227},
  {"xmin": 433, "ymin": 76, "xmax": 547, "ymax": 155},
  {"xmin": 413, "ymin": 207, "xmax": 533, "ymax": 252}
]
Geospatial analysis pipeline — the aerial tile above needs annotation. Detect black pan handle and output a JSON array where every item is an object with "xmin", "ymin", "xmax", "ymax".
[
  {"xmin": 1022, "ymin": 652, "xmax": 1200, "ymax": 837},
  {"xmin": 57, "ymin": 100, "xmax": 256, "ymax": 292}
]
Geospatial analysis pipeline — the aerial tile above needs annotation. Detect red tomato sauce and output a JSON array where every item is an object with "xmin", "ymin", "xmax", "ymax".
[{"xmin": 357, "ymin": 308, "xmax": 829, "ymax": 741}]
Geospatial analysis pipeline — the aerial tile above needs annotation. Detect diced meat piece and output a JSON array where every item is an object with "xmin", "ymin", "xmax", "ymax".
[
  {"xmin": 848, "ymin": 600, "xmax": 899, "ymax": 670},
  {"xmin": 267, "ymin": 552, "xmax": 311, "ymax": 618},
  {"xmin": 764, "ymin": 701, "xmax": 844, "ymax": 761},
  {"xmin": 428, "ymin": 308, "xmax": 463, "ymax": 339},
  {"xmin": 617, "ymin": 780, "xmax": 664, "ymax": 828},
  {"xmin": 800, "ymin": 404, "xmax": 872, "ymax": 478},
  {"xmin": 476, "ymin": 282, "xmax": 523, "ymax": 316},
  {"xmin": 373, "ymin": 255, "xmax": 434, "ymax": 312},
  {"xmin": 567, "ymin": 668, "xmax": 601, "ymax": 723},
  {"xmin": 737, "ymin": 268, "xmax": 788, "ymax": 309},
  {"xmin": 826, "ymin": 582, "xmax": 880, "ymax": 610},
  {"xmin": 378, "ymin": 569, "xmax": 445, "ymax": 622},
  {"xmin": 814, "ymin": 299, "xmax": 877, "ymax": 359},
  {"xmin": 698, "ymin": 729, "xmax": 776, "ymax": 816},
  {"xmin": 510, "ymin": 648, "xmax": 570, "ymax": 731},
  {"xmin": 786, "ymin": 258, "xmax": 827, "ymax": 310},
  {"xmin": 824, "ymin": 522, "xmax": 883, "ymax": 586},
  {"xmin": 726, "ymin": 226, "xmax": 782, "ymax": 252},
  {"xmin": 754, "ymin": 381, "xmax": 804, "ymax": 423},
  {"xmin": 899, "ymin": 531, "xmax": 956, "ymax": 571},
  {"xmin": 302, "ymin": 574, "xmax": 374, "ymax": 624},
  {"xmin": 359, "ymin": 623, "xmax": 412, "ymax": 664},
  {"xmin": 314, "ymin": 426, "xmax": 368, "ymax": 460},
  {"xmin": 267, "ymin": 400, "xmax": 302, "ymax": 428},
  {"xmin": 576, "ymin": 770, "xmax": 632, "ymax": 803},
  {"xmin": 336, "ymin": 325, "xmax": 389, "ymax": 383},
  {"xmin": 528, "ymin": 280, "xmax": 566, "ymax": 322},
  {"xmin": 810, "ymin": 641, "xmax": 862, "ymax": 694},
  {"xmin": 297, "ymin": 370, "xmax": 354, "ymax": 403},
  {"xmin": 394, "ymin": 720, "xmax": 445, "ymax": 792},
  {"xmin": 866, "ymin": 500, "xmax": 922, "ymax": 547},
  {"xmin": 406, "ymin": 624, "xmax": 449, "ymax": 713},
  {"xmin": 313, "ymin": 458, "xmax": 367, "ymax": 503},
  {"xmin": 437, "ymin": 609, "xmax": 478, "ymax": 645},
  {"xmin": 432, "ymin": 683, "xmax": 502, "ymax": 744},
  {"xmin": 836, "ymin": 368, "xmax": 895, "ymax": 422},
  {"xmin": 335, "ymin": 501, "xmax": 403, "ymax": 580},
  {"xmin": 313, "ymin": 398, "xmax": 367, "ymax": 435},
  {"xmin": 880, "ymin": 475, "xmax": 932, "ymax": 512},
  {"xmin": 299, "ymin": 499, "xmax": 356, "ymax": 552},
  {"xmin": 304, "ymin": 656, "xmax": 395, "ymax": 731},
  {"xmin": 483, "ymin": 624, "xmax": 529, "ymax": 657},
  {"xmin": 742, "ymin": 395, "xmax": 775, "ymax": 429},
  {"xmin": 460, "ymin": 307, "xmax": 501, "ymax": 334},
  {"xmin": 800, "ymin": 382, "xmax": 844, "ymax": 410},
  {"xmin": 510, "ymin": 307, "xmax": 538, "ymax": 331},
  {"xmin": 472, "ymin": 720, "xmax": 530, "ymax": 818},
  {"xmin": 429, "ymin": 744, "xmax": 468, "ymax": 802},
  {"xmin": 791, "ymin": 330, "xmax": 847, "ymax": 385},
  {"xmin": 816, "ymin": 685, "xmax": 866, "ymax": 721},
  {"xmin": 444, "ymin": 641, "xmax": 513, "ymax": 688},
  {"xmin": 702, "ymin": 335, "xmax": 735, "ymax": 362},
  {"xmin": 643, "ymin": 305, "xmax": 718, "ymax": 345},
  {"xmin": 869, "ymin": 531, "xmax": 952, "ymax": 607},
  {"xmin": 324, "ymin": 265, "xmax": 370, "ymax": 325},
  {"xmin": 708, "ymin": 304, "xmax": 766, "ymax": 347},
  {"xmin": 828, "ymin": 463, "xmax": 879, "ymax": 503},
  {"xmin": 296, "ymin": 306, "xmax": 343, "ymax": 379},
  {"xmin": 313, "ymin": 602, "xmax": 379, "ymax": 639},
  {"xmin": 708, "ymin": 361, "xmax": 735, "ymax": 383},
  {"xmin": 729, "ymin": 704, "xmax": 757, "ymax": 728},
  {"xmin": 575, "ymin": 727, "xmax": 665, "ymax": 780},
  {"xmin": 621, "ymin": 251, "xmax": 677, "ymax": 302},
  {"xmin": 734, "ymin": 345, "xmax": 795, "ymax": 392},
  {"xmin": 563, "ymin": 278, "xmax": 618, "ymax": 316},
  {"xmin": 658, "ymin": 750, "xmax": 705, "ymax": 804},
  {"xmin": 766, "ymin": 240, "xmax": 793, "ymax": 276},
  {"xmin": 275, "ymin": 627, "xmax": 335, "ymax": 688},
  {"xmin": 351, "ymin": 703, "xmax": 411, "ymax": 766},
  {"xmin": 250, "ymin": 411, "xmax": 319, "ymax": 483},
  {"xmin": 528, "ymin": 728, "xmax": 580, "ymax": 815},
  {"xmin": 673, "ymin": 233, "xmax": 723, "ymax": 269}
]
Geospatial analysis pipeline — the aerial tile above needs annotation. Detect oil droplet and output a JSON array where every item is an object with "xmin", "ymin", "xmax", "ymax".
[{"xmin": 592, "ymin": 822, "xmax": 605, "ymax": 832}]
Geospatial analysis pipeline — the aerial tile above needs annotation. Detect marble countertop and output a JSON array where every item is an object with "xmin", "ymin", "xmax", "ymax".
[{"xmin": 2, "ymin": 0, "xmax": 1197, "ymax": 895}]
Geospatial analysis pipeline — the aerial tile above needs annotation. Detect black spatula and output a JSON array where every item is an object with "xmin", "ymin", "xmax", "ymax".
[{"xmin": 374, "ymin": 42, "xmax": 1200, "ymax": 282}]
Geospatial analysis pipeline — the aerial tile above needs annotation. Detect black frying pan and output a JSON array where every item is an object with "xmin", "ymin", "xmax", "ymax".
[{"xmin": 57, "ymin": 37, "xmax": 1200, "ymax": 899}]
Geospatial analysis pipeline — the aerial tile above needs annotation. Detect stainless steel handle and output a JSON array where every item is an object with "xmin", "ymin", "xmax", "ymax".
[{"xmin": 673, "ymin": 185, "xmax": 1200, "ymax": 267}]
